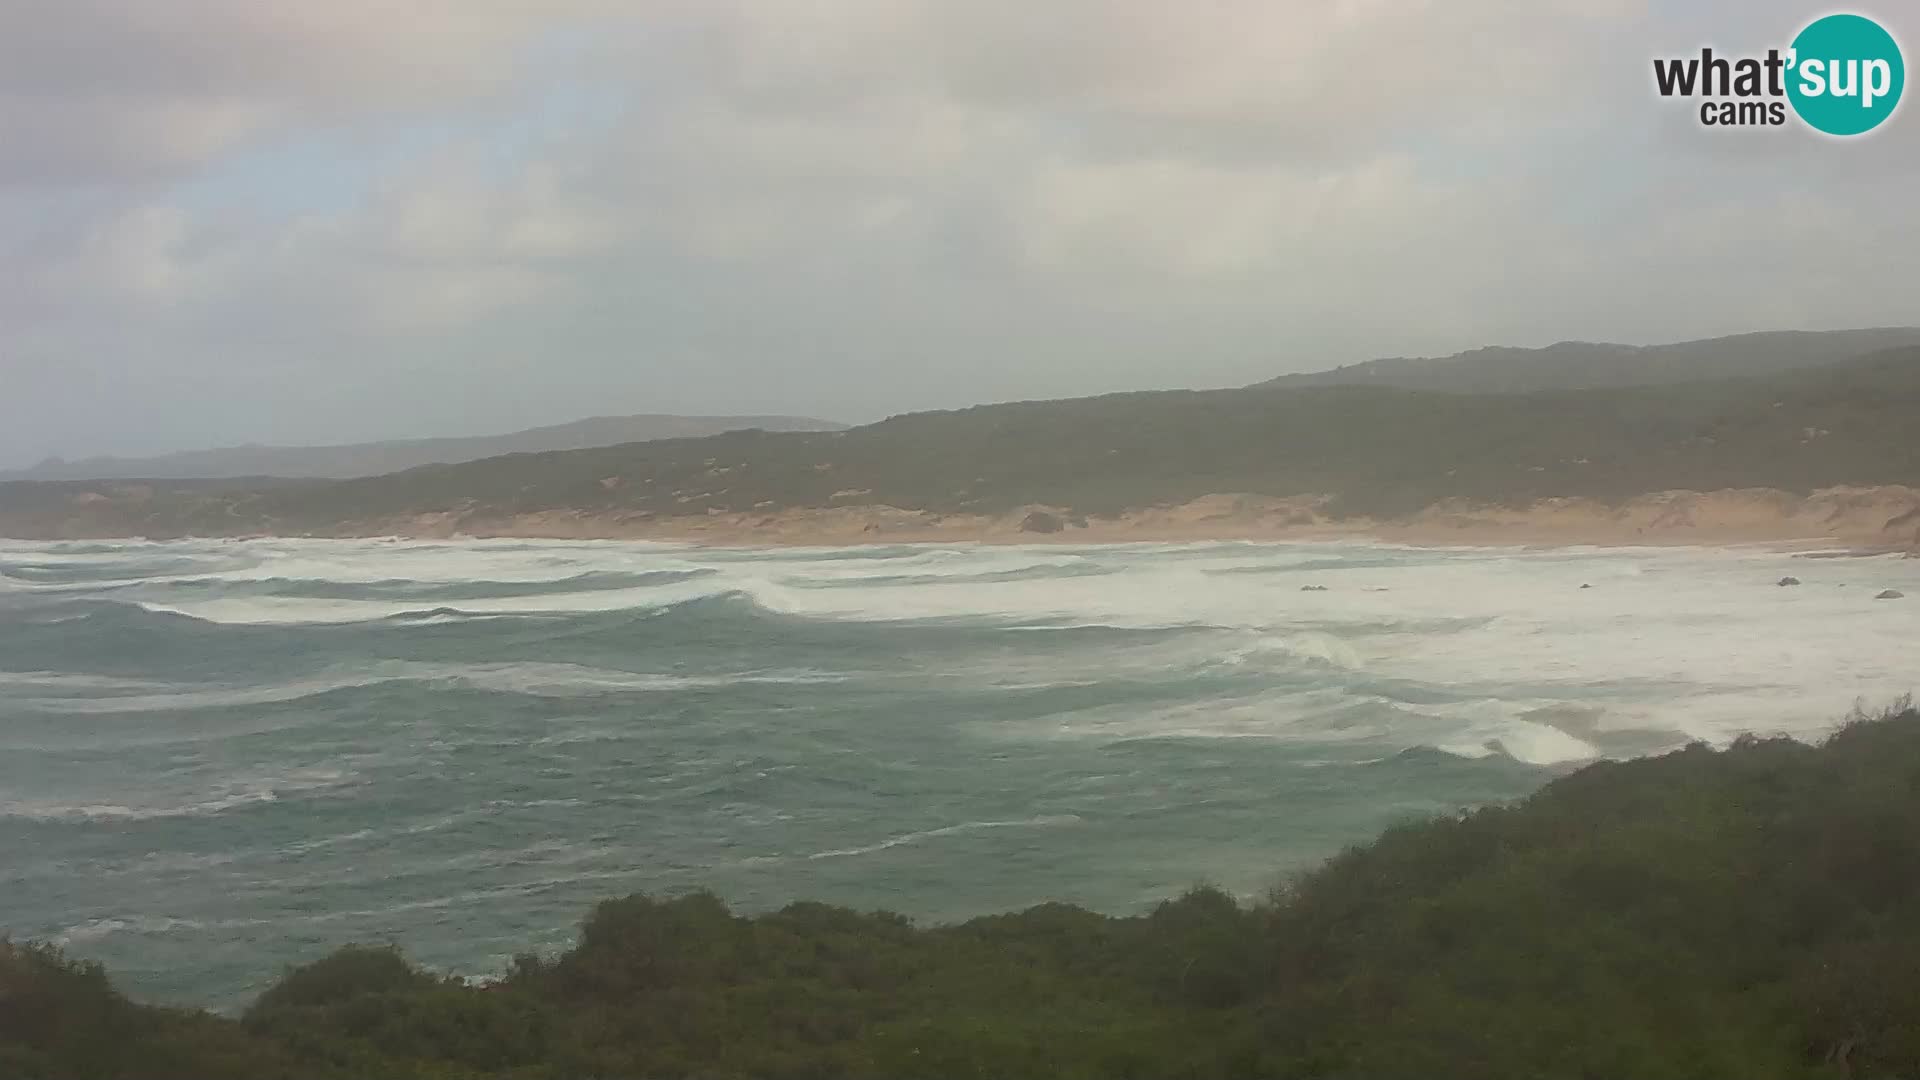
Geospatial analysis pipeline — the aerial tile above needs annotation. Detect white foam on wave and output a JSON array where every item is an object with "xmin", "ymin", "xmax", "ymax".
[
  {"xmin": 1479, "ymin": 721, "xmax": 1602, "ymax": 766},
  {"xmin": 2, "ymin": 789, "xmax": 278, "ymax": 823},
  {"xmin": 998, "ymin": 686, "xmax": 1626, "ymax": 766},
  {"xmin": 4, "ymin": 534, "xmax": 720, "ymax": 619},
  {"xmin": 2, "ymin": 535, "xmax": 688, "ymax": 584},
  {"xmin": 1002, "ymin": 687, "xmax": 1364, "ymax": 744},
  {"xmin": 18, "ymin": 535, "xmax": 1450, "ymax": 631},
  {"xmin": 129, "ymin": 583, "xmax": 701, "ymax": 625},
  {"xmin": 52, "ymin": 915, "xmax": 220, "ymax": 945},
  {"xmin": 1422, "ymin": 698, "xmax": 1606, "ymax": 765},
  {"xmin": 0, "ymin": 671, "xmax": 181, "ymax": 693},
  {"xmin": 9, "ymin": 661, "xmax": 849, "ymax": 715},
  {"xmin": 1214, "ymin": 632, "xmax": 1366, "ymax": 671},
  {"xmin": 773, "ymin": 547, "xmax": 1109, "ymax": 588},
  {"xmin": 805, "ymin": 815, "xmax": 1084, "ymax": 861},
  {"xmin": 120, "ymin": 555, "xmax": 745, "ymax": 622},
  {"xmin": 12, "ymin": 536, "xmax": 1920, "ymax": 756},
  {"xmin": 0, "ymin": 768, "xmax": 357, "ymax": 823},
  {"xmin": 389, "ymin": 611, "xmax": 515, "ymax": 626}
]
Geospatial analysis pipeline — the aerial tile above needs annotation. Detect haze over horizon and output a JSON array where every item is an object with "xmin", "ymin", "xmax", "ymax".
[{"xmin": 5, "ymin": 1, "xmax": 1919, "ymax": 470}]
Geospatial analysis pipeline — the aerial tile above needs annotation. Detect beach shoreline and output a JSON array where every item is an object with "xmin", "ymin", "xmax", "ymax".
[
  {"xmin": 297, "ymin": 486, "xmax": 1920, "ymax": 555},
  {"xmin": 7, "ymin": 485, "xmax": 1919, "ymax": 554}
]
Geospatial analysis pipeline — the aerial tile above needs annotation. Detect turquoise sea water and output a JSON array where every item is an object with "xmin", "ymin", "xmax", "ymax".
[{"xmin": 3, "ymin": 537, "xmax": 1916, "ymax": 1010}]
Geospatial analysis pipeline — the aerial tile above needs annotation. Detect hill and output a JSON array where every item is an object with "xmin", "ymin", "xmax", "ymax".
[
  {"xmin": 0, "ymin": 414, "xmax": 846, "ymax": 482},
  {"xmin": 6, "ymin": 702, "xmax": 1919, "ymax": 1079},
  {"xmin": 12, "ymin": 329, "xmax": 1908, "ymax": 487},
  {"xmin": 1262, "ymin": 327, "xmax": 1920, "ymax": 394},
  {"xmin": 5, "ymin": 345, "xmax": 1919, "ymax": 543}
]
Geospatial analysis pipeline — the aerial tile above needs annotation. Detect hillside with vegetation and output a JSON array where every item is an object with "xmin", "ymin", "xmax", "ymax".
[
  {"xmin": 1260, "ymin": 327, "xmax": 1920, "ymax": 394},
  {"xmin": 0, "ymin": 414, "xmax": 846, "ymax": 483},
  {"xmin": 6, "ymin": 703, "xmax": 1919, "ymax": 1079},
  {"xmin": 3, "ymin": 344, "xmax": 1919, "ymax": 539}
]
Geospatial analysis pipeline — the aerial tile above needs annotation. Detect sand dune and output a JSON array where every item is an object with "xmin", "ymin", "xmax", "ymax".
[{"xmin": 359, "ymin": 486, "xmax": 1920, "ymax": 553}]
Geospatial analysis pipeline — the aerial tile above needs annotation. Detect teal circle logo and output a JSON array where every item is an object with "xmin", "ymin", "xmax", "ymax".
[{"xmin": 1787, "ymin": 14, "xmax": 1904, "ymax": 135}]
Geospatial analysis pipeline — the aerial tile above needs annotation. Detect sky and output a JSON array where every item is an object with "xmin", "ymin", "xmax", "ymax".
[{"xmin": 2, "ymin": 1, "xmax": 1917, "ymax": 468}]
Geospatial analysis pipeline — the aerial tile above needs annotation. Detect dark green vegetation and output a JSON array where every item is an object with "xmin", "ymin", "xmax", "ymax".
[
  {"xmin": 1262, "ymin": 327, "xmax": 1920, "ymax": 394},
  {"xmin": 4, "ymin": 341, "xmax": 1920, "ymax": 538},
  {"xmin": 8, "ymin": 704, "xmax": 1920, "ymax": 1078}
]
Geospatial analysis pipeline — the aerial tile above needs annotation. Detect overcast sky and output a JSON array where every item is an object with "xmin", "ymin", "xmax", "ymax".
[{"xmin": 2, "ymin": 1, "xmax": 1917, "ymax": 467}]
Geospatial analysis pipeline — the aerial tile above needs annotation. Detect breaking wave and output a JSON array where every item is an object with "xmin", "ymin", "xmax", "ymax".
[{"xmin": 4, "ymin": 534, "xmax": 1917, "ymax": 1009}]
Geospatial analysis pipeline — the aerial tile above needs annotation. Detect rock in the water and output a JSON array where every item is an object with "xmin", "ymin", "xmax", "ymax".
[
  {"xmin": 1875, "ymin": 589, "xmax": 1905, "ymax": 600},
  {"xmin": 1300, "ymin": 584, "xmax": 1328, "ymax": 592},
  {"xmin": 1580, "ymin": 583, "xmax": 1592, "ymax": 589},
  {"xmin": 1777, "ymin": 577, "xmax": 1801, "ymax": 586},
  {"xmin": 1018, "ymin": 511, "xmax": 1064, "ymax": 534}
]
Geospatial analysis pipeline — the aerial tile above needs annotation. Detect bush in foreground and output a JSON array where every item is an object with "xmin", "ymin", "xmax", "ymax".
[{"xmin": 7, "ymin": 703, "xmax": 1920, "ymax": 1078}]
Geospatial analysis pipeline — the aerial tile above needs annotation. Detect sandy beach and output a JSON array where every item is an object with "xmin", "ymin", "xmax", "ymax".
[{"xmin": 329, "ymin": 485, "xmax": 1920, "ymax": 553}]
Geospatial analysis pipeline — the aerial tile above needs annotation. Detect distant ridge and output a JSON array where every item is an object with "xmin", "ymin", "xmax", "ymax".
[
  {"xmin": 1261, "ymin": 327, "xmax": 1920, "ymax": 394},
  {"xmin": 7, "ymin": 342, "xmax": 1920, "ymax": 545},
  {"xmin": 3, "ymin": 414, "xmax": 847, "ymax": 482}
]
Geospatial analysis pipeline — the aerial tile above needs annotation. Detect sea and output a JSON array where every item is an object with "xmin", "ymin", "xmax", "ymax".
[{"xmin": 3, "ymin": 536, "xmax": 1916, "ymax": 1011}]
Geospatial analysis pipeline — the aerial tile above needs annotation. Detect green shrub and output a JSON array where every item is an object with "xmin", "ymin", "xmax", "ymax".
[{"xmin": 10, "ymin": 704, "xmax": 1920, "ymax": 1077}]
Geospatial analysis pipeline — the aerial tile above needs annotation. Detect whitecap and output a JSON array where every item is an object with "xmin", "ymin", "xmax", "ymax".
[
  {"xmin": 1, "ymin": 769, "xmax": 356, "ymax": 822},
  {"xmin": 2, "ymin": 789, "xmax": 279, "ymax": 823},
  {"xmin": 8, "ymin": 661, "xmax": 849, "ymax": 714},
  {"xmin": 805, "ymin": 815, "xmax": 1084, "ymax": 860},
  {"xmin": 52, "ymin": 915, "xmax": 216, "ymax": 945}
]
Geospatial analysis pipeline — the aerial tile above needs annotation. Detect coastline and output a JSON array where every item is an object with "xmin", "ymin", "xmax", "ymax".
[
  {"xmin": 5, "ymin": 485, "xmax": 1919, "ymax": 553},
  {"xmin": 281, "ymin": 486, "xmax": 1920, "ymax": 554}
]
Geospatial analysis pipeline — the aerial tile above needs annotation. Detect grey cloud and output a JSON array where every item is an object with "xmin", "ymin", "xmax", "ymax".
[
  {"xmin": 1, "ymin": 1, "xmax": 1918, "ymax": 468},
  {"xmin": 0, "ymin": 0, "xmax": 630, "ymax": 186}
]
